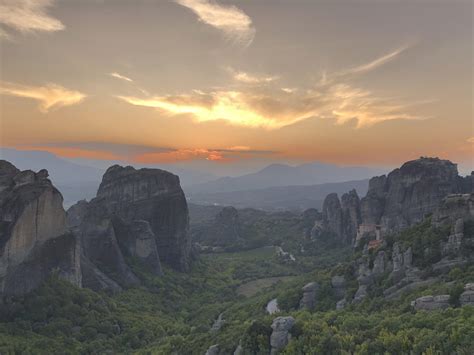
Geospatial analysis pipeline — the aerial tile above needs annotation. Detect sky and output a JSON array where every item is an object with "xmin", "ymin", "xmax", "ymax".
[{"xmin": 0, "ymin": 0, "xmax": 473, "ymax": 174}]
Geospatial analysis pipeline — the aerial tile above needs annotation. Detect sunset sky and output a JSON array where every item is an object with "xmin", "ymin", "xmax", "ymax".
[{"xmin": 1, "ymin": 0, "xmax": 473, "ymax": 173}]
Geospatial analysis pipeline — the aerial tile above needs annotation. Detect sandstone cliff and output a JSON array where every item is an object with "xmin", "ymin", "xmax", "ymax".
[{"xmin": 0, "ymin": 160, "xmax": 81, "ymax": 296}]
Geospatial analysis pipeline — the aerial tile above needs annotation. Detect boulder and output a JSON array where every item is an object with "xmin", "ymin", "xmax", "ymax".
[
  {"xmin": 270, "ymin": 316, "xmax": 295, "ymax": 354},
  {"xmin": 0, "ymin": 160, "xmax": 81, "ymax": 296}
]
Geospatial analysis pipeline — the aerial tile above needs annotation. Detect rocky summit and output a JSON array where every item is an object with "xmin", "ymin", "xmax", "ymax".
[
  {"xmin": 308, "ymin": 157, "xmax": 473, "ymax": 245},
  {"xmin": 0, "ymin": 161, "xmax": 81, "ymax": 296},
  {"xmin": 96, "ymin": 165, "xmax": 190, "ymax": 271},
  {"xmin": 67, "ymin": 164, "xmax": 191, "ymax": 292}
]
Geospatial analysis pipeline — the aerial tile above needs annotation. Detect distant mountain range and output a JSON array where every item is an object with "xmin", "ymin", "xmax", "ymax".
[
  {"xmin": 186, "ymin": 179, "xmax": 370, "ymax": 211},
  {"xmin": 186, "ymin": 162, "xmax": 383, "ymax": 194},
  {"xmin": 1, "ymin": 148, "xmax": 381, "ymax": 209}
]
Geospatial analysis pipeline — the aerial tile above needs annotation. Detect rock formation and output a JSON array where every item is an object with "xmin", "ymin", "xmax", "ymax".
[
  {"xmin": 460, "ymin": 283, "xmax": 474, "ymax": 306},
  {"xmin": 299, "ymin": 282, "xmax": 319, "ymax": 309},
  {"xmin": 96, "ymin": 165, "xmax": 190, "ymax": 271},
  {"xmin": 341, "ymin": 190, "xmax": 362, "ymax": 243},
  {"xmin": 68, "ymin": 164, "xmax": 190, "ymax": 292},
  {"xmin": 322, "ymin": 193, "xmax": 344, "ymax": 240},
  {"xmin": 270, "ymin": 316, "xmax": 295, "ymax": 354},
  {"xmin": 360, "ymin": 157, "xmax": 464, "ymax": 235},
  {"xmin": 0, "ymin": 161, "xmax": 81, "ymax": 296},
  {"xmin": 310, "ymin": 158, "xmax": 472, "ymax": 247},
  {"xmin": 205, "ymin": 344, "xmax": 220, "ymax": 355},
  {"xmin": 412, "ymin": 295, "xmax": 450, "ymax": 311}
]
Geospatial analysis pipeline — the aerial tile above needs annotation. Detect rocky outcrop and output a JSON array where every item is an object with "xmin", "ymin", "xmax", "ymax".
[
  {"xmin": 412, "ymin": 295, "xmax": 450, "ymax": 311},
  {"xmin": 210, "ymin": 313, "xmax": 225, "ymax": 333},
  {"xmin": 113, "ymin": 219, "xmax": 162, "ymax": 275},
  {"xmin": 96, "ymin": 165, "xmax": 190, "ymax": 271},
  {"xmin": 299, "ymin": 282, "xmax": 319, "ymax": 309},
  {"xmin": 270, "ymin": 316, "xmax": 295, "ymax": 354},
  {"xmin": 70, "ymin": 198, "xmax": 140, "ymax": 291},
  {"xmin": 341, "ymin": 190, "xmax": 362, "ymax": 243},
  {"xmin": 0, "ymin": 160, "xmax": 81, "ymax": 296},
  {"xmin": 322, "ymin": 193, "xmax": 343, "ymax": 240},
  {"xmin": 460, "ymin": 283, "xmax": 474, "ymax": 306},
  {"xmin": 331, "ymin": 275, "xmax": 346, "ymax": 300},
  {"xmin": 205, "ymin": 344, "xmax": 220, "ymax": 355},
  {"xmin": 317, "ymin": 190, "xmax": 362, "ymax": 244},
  {"xmin": 433, "ymin": 193, "xmax": 474, "ymax": 227},
  {"xmin": 68, "ymin": 164, "xmax": 190, "ymax": 291},
  {"xmin": 360, "ymin": 158, "xmax": 464, "ymax": 235}
]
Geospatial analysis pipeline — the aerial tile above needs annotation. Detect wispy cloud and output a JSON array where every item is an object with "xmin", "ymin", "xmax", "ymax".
[
  {"xmin": 228, "ymin": 67, "xmax": 278, "ymax": 84},
  {"xmin": 109, "ymin": 72, "xmax": 134, "ymax": 82},
  {"xmin": 117, "ymin": 44, "xmax": 425, "ymax": 129},
  {"xmin": 0, "ymin": 82, "xmax": 86, "ymax": 112},
  {"xmin": 0, "ymin": 0, "xmax": 64, "ymax": 35},
  {"xmin": 335, "ymin": 43, "xmax": 414, "ymax": 79},
  {"xmin": 175, "ymin": 0, "xmax": 255, "ymax": 46}
]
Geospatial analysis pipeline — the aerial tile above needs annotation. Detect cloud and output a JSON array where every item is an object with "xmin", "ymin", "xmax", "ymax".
[
  {"xmin": 335, "ymin": 43, "xmax": 413, "ymax": 79},
  {"xmin": 0, "ymin": 0, "xmax": 64, "ymax": 34},
  {"xmin": 175, "ymin": 0, "xmax": 255, "ymax": 46},
  {"xmin": 228, "ymin": 68, "xmax": 278, "ymax": 84},
  {"xmin": 0, "ymin": 82, "xmax": 86, "ymax": 112},
  {"xmin": 118, "ymin": 44, "xmax": 425, "ymax": 129},
  {"xmin": 16, "ymin": 142, "xmax": 271, "ymax": 163},
  {"xmin": 109, "ymin": 72, "xmax": 134, "ymax": 82},
  {"xmin": 468, "ymin": 137, "xmax": 474, "ymax": 144}
]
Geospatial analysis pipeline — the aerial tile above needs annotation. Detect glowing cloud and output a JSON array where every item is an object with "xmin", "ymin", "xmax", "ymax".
[
  {"xmin": 468, "ymin": 137, "xmax": 474, "ymax": 144},
  {"xmin": 118, "ymin": 45, "xmax": 425, "ymax": 129},
  {"xmin": 135, "ymin": 148, "xmax": 226, "ymax": 163},
  {"xmin": 228, "ymin": 68, "xmax": 278, "ymax": 84},
  {"xmin": 175, "ymin": 0, "xmax": 255, "ymax": 46},
  {"xmin": 0, "ymin": 82, "xmax": 86, "ymax": 112},
  {"xmin": 0, "ymin": 0, "xmax": 64, "ymax": 34},
  {"xmin": 109, "ymin": 72, "xmax": 134, "ymax": 82}
]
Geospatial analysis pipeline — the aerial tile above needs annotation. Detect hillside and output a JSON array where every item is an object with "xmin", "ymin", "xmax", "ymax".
[{"xmin": 187, "ymin": 179, "xmax": 369, "ymax": 211}]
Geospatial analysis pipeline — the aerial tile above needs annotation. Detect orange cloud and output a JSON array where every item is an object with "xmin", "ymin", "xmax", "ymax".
[
  {"xmin": 0, "ymin": 82, "xmax": 86, "ymax": 112},
  {"xmin": 135, "ymin": 148, "xmax": 227, "ymax": 163}
]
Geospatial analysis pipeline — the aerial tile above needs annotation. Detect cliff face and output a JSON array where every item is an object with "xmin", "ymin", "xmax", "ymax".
[
  {"xmin": 311, "ymin": 158, "xmax": 472, "ymax": 246},
  {"xmin": 0, "ymin": 161, "xmax": 81, "ymax": 296},
  {"xmin": 95, "ymin": 165, "xmax": 190, "ymax": 271},
  {"xmin": 360, "ymin": 157, "xmax": 463, "ymax": 234},
  {"xmin": 318, "ymin": 189, "xmax": 361, "ymax": 244},
  {"xmin": 67, "ymin": 164, "xmax": 189, "ymax": 291}
]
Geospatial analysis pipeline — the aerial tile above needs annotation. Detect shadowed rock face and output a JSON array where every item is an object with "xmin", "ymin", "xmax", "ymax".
[
  {"xmin": 96, "ymin": 165, "xmax": 190, "ymax": 271},
  {"xmin": 361, "ymin": 157, "xmax": 463, "ymax": 234},
  {"xmin": 0, "ymin": 160, "xmax": 81, "ymax": 296}
]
